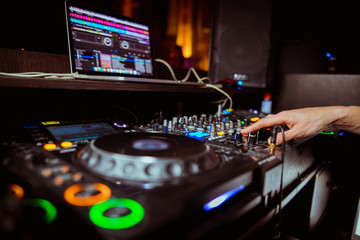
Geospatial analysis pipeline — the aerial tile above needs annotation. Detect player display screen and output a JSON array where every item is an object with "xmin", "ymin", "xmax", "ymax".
[
  {"xmin": 47, "ymin": 123, "xmax": 117, "ymax": 142},
  {"xmin": 66, "ymin": 1, "xmax": 155, "ymax": 77}
]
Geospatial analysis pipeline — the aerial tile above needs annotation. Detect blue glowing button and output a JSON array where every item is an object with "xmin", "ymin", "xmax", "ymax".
[
  {"xmin": 189, "ymin": 131, "xmax": 210, "ymax": 139},
  {"xmin": 222, "ymin": 109, "xmax": 231, "ymax": 115},
  {"xmin": 89, "ymin": 198, "xmax": 145, "ymax": 229},
  {"xmin": 203, "ymin": 185, "xmax": 245, "ymax": 211}
]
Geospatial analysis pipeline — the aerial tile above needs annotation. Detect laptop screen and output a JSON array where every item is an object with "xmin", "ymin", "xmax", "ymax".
[{"xmin": 65, "ymin": 1, "xmax": 155, "ymax": 78}]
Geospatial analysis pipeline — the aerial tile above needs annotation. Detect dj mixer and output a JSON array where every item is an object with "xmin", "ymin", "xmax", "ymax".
[{"xmin": 0, "ymin": 110, "xmax": 316, "ymax": 239}]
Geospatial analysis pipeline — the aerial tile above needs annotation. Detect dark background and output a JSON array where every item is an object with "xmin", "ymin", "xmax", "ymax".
[{"xmin": 2, "ymin": 0, "xmax": 360, "ymax": 74}]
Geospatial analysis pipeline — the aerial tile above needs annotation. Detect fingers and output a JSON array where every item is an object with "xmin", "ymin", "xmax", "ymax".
[
  {"xmin": 267, "ymin": 128, "xmax": 297, "ymax": 145},
  {"xmin": 240, "ymin": 114, "xmax": 285, "ymax": 135}
]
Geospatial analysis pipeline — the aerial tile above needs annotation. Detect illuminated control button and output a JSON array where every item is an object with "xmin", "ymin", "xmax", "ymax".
[
  {"xmin": 203, "ymin": 185, "xmax": 245, "ymax": 211},
  {"xmin": 41, "ymin": 168, "xmax": 52, "ymax": 177},
  {"xmin": 250, "ymin": 117, "xmax": 260, "ymax": 122},
  {"xmin": 64, "ymin": 183, "xmax": 111, "ymax": 206},
  {"xmin": 26, "ymin": 198, "xmax": 57, "ymax": 224},
  {"xmin": 217, "ymin": 131, "xmax": 225, "ymax": 136},
  {"xmin": 9, "ymin": 183, "xmax": 24, "ymax": 200},
  {"xmin": 72, "ymin": 172, "xmax": 83, "ymax": 182},
  {"xmin": 53, "ymin": 176, "xmax": 64, "ymax": 186},
  {"xmin": 61, "ymin": 165, "xmax": 71, "ymax": 173},
  {"xmin": 61, "ymin": 141, "xmax": 73, "ymax": 148},
  {"xmin": 44, "ymin": 143, "xmax": 57, "ymax": 151},
  {"xmin": 89, "ymin": 198, "xmax": 145, "ymax": 229}
]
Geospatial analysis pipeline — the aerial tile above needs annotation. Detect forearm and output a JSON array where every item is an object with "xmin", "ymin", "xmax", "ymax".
[{"xmin": 332, "ymin": 106, "xmax": 360, "ymax": 134}]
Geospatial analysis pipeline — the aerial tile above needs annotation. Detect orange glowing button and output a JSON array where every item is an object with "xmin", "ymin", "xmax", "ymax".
[
  {"xmin": 9, "ymin": 183, "xmax": 24, "ymax": 200},
  {"xmin": 217, "ymin": 131, "xmax": 226, "ymax": 136},
  {"xmin": 60, "ymin": 165, "xmax": 71, "ymax": 173},
  {"xmin": 60, "ymin": 141, "xmax": 73, "ymax": 148},
  {"xmin": 53, "ymin": 176, "xmax": 64, "ymax": 186},
  {"xmin": 72, "ymin": 172, "xmax": 83, "ymax": 181},
  {"xmin": 41, "ymin": 168, "xmax": 52, "ymax": 177},
  {"xmin": 250, "ymin": 117, "xmax": 260, "ymax": 122},
  {"xmin": 44, "ymin": 143, "xmax": 57, "ymax": 151},
  {"xmin": 64, "ymin": 183, "xmax": 112, "ymax": 207}
]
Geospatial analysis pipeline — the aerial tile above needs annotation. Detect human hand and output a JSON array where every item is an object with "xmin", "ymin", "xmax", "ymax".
[{"xmin": 240, "ymin": 106, "xmax": 346, "ymax": 145}]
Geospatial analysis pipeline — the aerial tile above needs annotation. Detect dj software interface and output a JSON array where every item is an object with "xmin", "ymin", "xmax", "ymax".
[{"xmin": 68, "ymin": 6, "xmax": 153, "ymax": 76}]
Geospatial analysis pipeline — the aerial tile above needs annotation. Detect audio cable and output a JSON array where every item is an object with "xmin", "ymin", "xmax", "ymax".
[
  {"xmin": 269, "ymin": 125, "xmax": 286, "ymax": 239},
  {"xmin": 155, "ymin": 58, "xmax": 233, "ymax": 110},
  {"xmin": 0, "ymin": 71, "xmax": 77, "ymax": 79}
]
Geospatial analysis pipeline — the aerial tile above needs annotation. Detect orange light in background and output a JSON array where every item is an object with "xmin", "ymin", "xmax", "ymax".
[
  {"xmin": 121, "ymin": 0, "xmax": 140, "ymax": 18},
  {"xmin": 176, "ymin": 0, "xmax": 193, "ymax": 58}
]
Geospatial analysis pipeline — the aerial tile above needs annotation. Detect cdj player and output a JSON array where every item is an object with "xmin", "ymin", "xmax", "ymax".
[{"xmin": 0, "ymin": 110, "xmax": 316, "ymax": 239}]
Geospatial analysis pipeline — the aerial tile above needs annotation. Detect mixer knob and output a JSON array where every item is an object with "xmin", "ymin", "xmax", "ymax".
[
  {"xmin": 179, "ymin": 123, "xmax": 186, "ymax": 133},
  {"xmin": 208, "ymin": 114, "xmax": 213, "ymax": 124},
  {"xmin": 247, "ymin": 132, "xmax": 257, "ymax": 147},
  {"xmin": 188, "ymin": 117, "xmax": 195, "ymax": 131},
  {"xmin": 228, "ymin": 121, "xmax": 234, "ymax": 136},
  {"xmin": 183, "ymin": 116, "xmax": 188, "ymax": 125},
  {"xmin": 197, "ymin": 120, "xmax": 204, "ymax": 131},
  {"xmin": 234, "ymin": 132, "xmax": 243, "ymax": 143},
  {"xmin": 168, "ymin": 121, "xmax": 173, "ymax": 132},
  {"xmin": 220, "ymin": 122, "xmax": 225, "ymax": 131},
  {"xmin": 216, "ymin": 121, "xmax": 221, "ymax": 131},
  {"xmin": 210, "ymin": 124, "xmax": 216, "ymax": 137},
  {"xmin": 244, "ymin": 118, "xmax": 249, "ymax": 127},
  {"xmin": 236, "ymin": 119, "xmax": 242, "ymax": 131}
]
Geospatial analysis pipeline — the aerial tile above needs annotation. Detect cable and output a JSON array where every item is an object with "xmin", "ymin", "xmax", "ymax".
[
  {"xmin": 270, "ymin": 125, "xmax": 286, "ymax": 240},
  {"xmin": 0, "ymin": 72, "xmax": 76, "ymax": 78},
  {"xmin": 155, "ymin": 58, "xmax": 233, "ymax": 110},
  {"xmin": 205, "ymin": 84, "xmax": 233, "ymax": 110},
  {"xmin": 154, "ymin": 58, "xmax": 211, "ymax": 83}
]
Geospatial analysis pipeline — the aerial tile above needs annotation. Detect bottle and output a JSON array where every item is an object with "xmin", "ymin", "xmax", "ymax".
[{"xmin": 261, "ymin": 93, "xmax": 272, "ymax": 114}]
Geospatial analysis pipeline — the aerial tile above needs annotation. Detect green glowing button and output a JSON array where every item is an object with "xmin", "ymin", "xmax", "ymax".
[
  {"xmin": 26, "ymin": 198, "xmax": 57, "ymax": 224},
  {"xmin": 89, "ymin": 198, "xmax": 145, "ymax": 229},
  {"xmin": 319, "ymin": 131, "xmax": 335, "ymax": 135}
]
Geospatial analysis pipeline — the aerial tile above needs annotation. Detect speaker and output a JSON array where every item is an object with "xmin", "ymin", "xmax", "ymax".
[{"xmin": 209, "ymin": 0, "xmax": 276, "ymax": 88}]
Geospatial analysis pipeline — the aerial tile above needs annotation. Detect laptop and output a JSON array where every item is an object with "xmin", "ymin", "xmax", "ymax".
[{"xmin": 65, "ymin": 0, "xmax": 203, "ymax": 86}]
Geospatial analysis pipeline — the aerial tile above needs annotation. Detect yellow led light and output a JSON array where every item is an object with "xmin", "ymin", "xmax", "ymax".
[
  {"xmin": 250, "ymin": 117, "xmax": 260, "ymax": 122},
  {"xmin": 41, "ymin": 121, "xmax": 60, "ymax": 125},
  {"xmin": 44, "ymin": 143, "xmax": 57, "ymax": 151},
  {"xmin": 217, "ymin": 131, "xmax": 225, "ymax": 136},
  {"xmin": 60, "ymin": 141, "xmax": 73, "ymax": 148}
]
